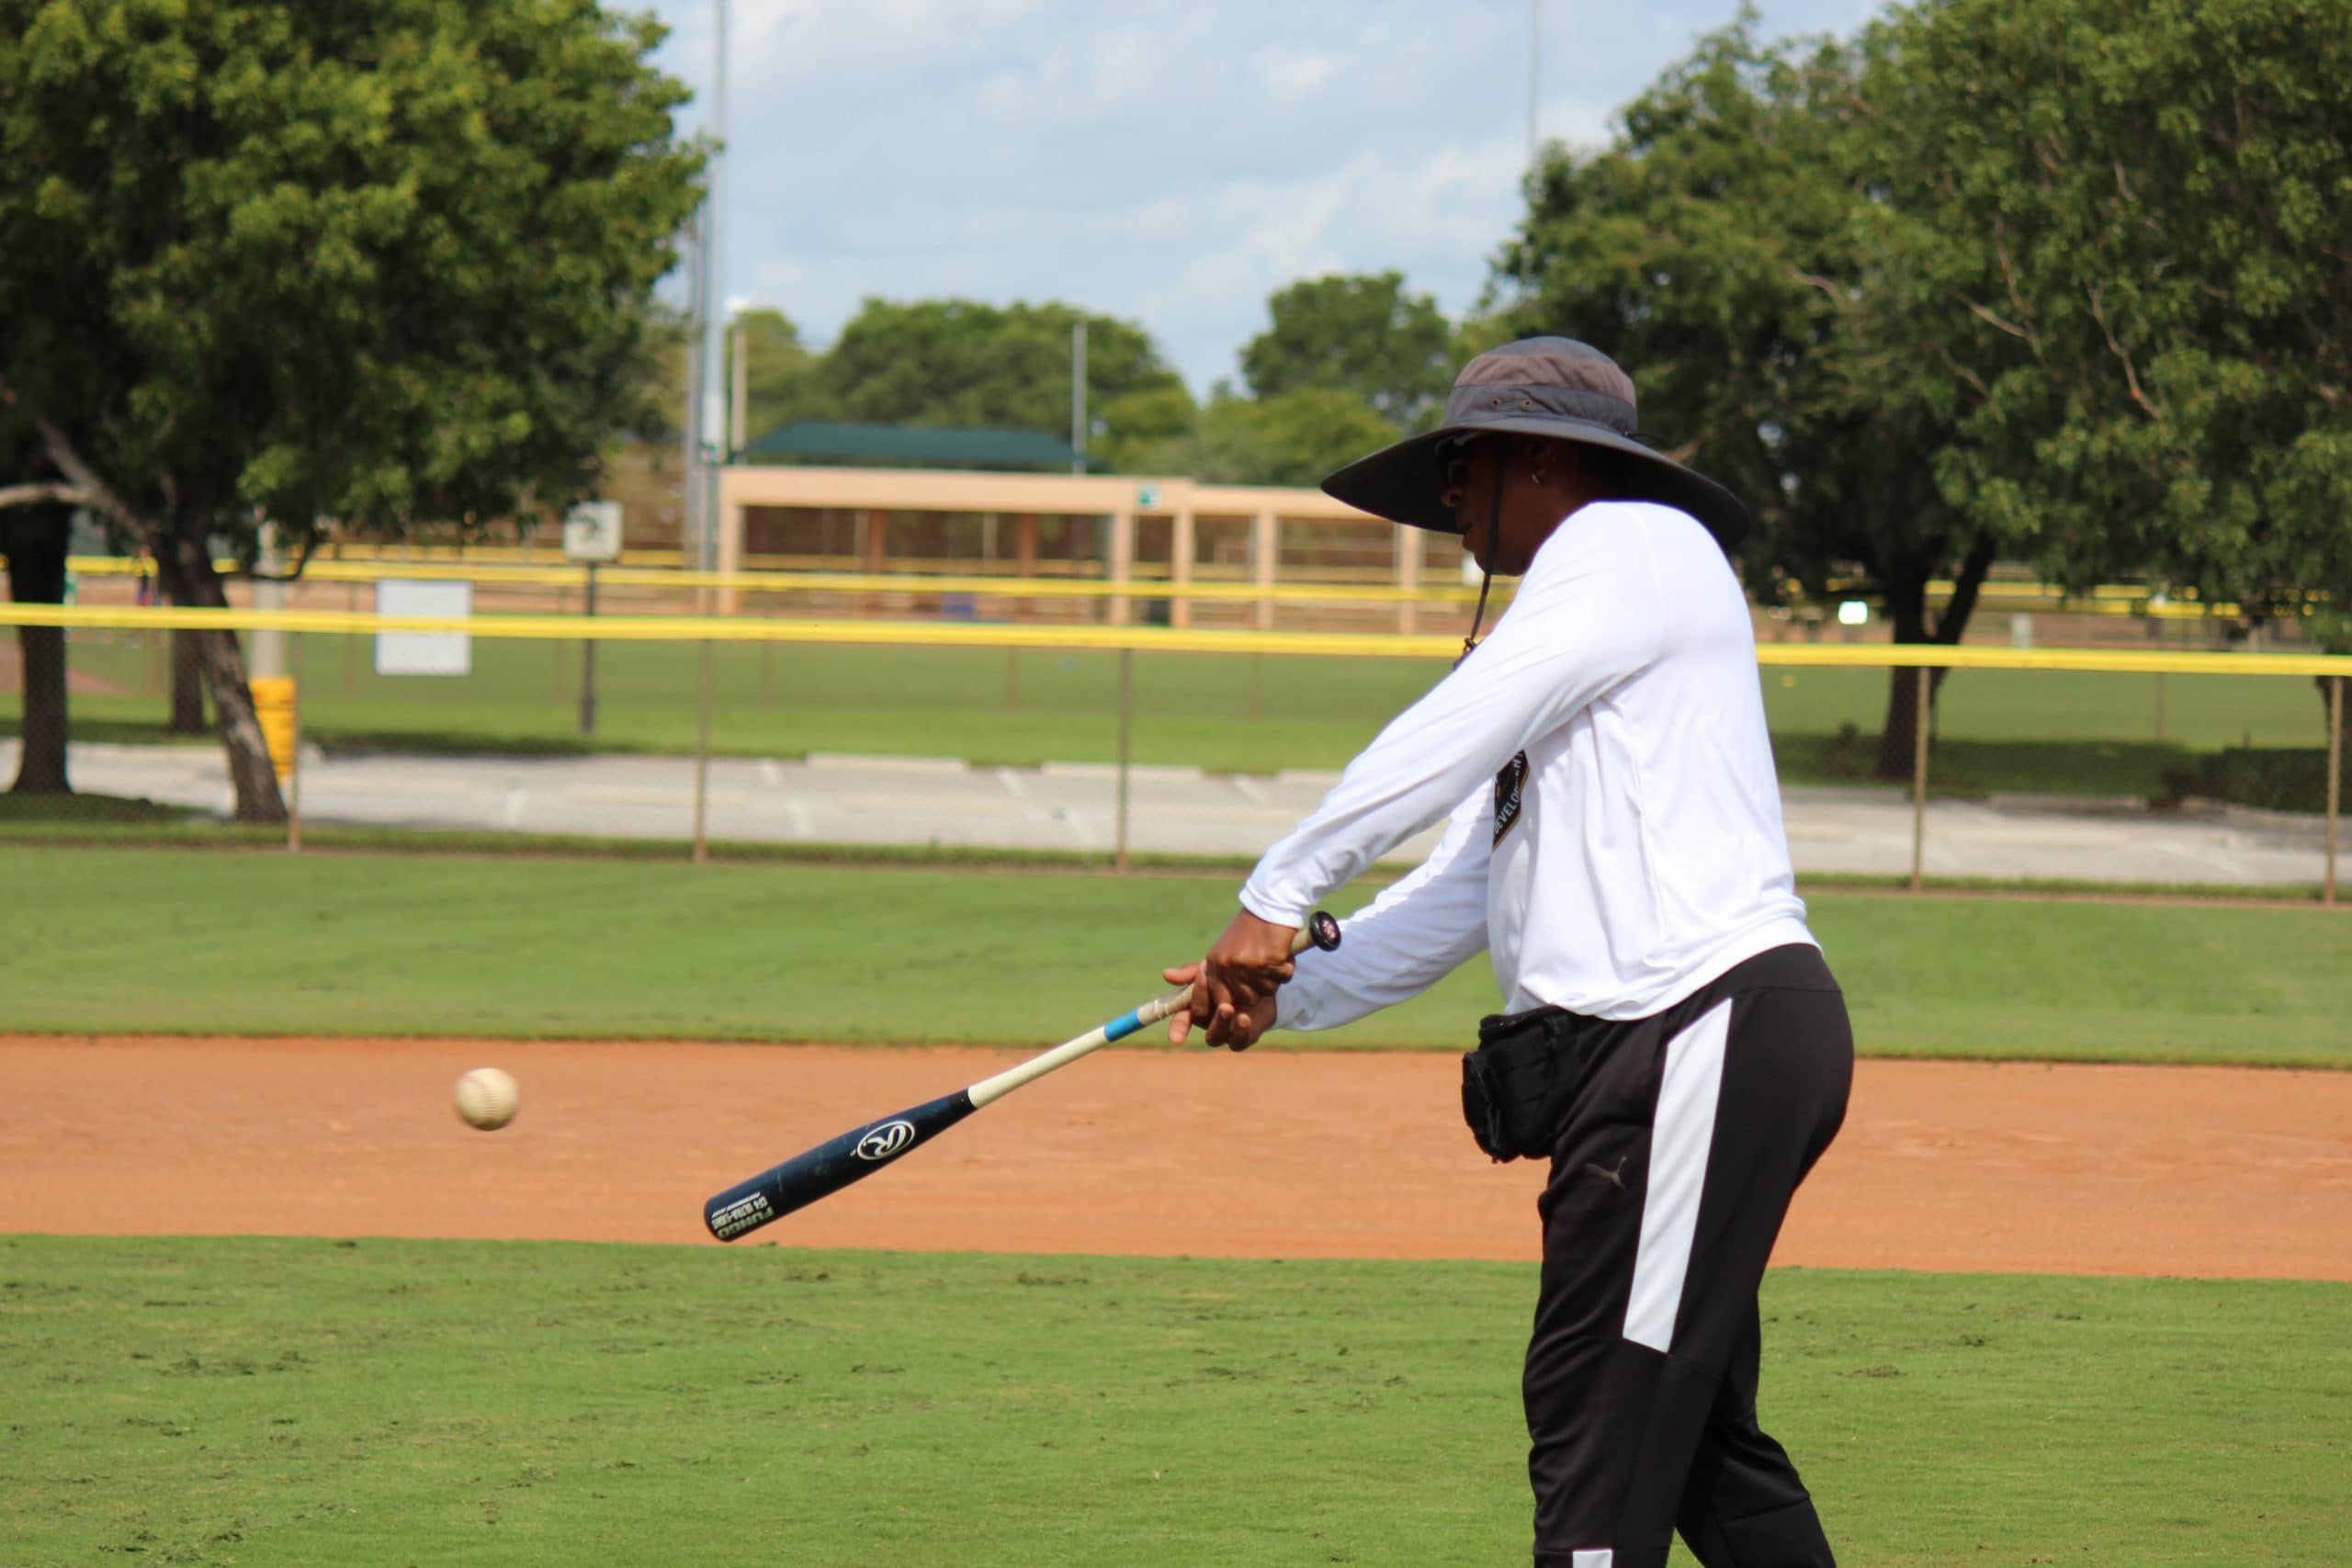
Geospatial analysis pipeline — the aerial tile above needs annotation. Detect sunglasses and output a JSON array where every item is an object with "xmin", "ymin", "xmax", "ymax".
[{"xmin": 1441, "ymin": 436, "xmax": 1487, "ymax": 491}]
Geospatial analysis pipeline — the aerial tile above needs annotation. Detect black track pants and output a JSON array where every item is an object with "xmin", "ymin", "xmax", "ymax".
[{"xmin": 1521, "ymin": 943, "xmax": 1853, "ymax": 1568}]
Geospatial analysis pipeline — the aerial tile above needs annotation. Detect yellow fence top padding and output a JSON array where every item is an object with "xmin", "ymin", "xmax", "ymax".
[
  {"xmin": 64, "ymin": 555, "xmax": 2312, "ymax": 619},
  {"xmin": 8, "ymin": 603, "xmax": 2349, "ymax": 676},
  {"xmin": 65, "ymin": 555, "xmax": 1501, "ymax": 606}
]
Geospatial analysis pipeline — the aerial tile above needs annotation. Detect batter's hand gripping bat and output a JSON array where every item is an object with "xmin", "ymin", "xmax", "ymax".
[{"xmin": 704, "ymin": 911, "xmax": 1341, "ymax": 1241}]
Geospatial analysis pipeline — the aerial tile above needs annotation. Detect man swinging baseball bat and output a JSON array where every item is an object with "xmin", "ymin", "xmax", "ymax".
[{"xmin": 1165, "ymin": 339, "xmax": 1854, "ymax": 1568}]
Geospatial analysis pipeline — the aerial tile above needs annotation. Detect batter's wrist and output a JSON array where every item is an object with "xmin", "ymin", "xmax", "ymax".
[{"xmin": 1238, "ymin": 886, "xmax": 1311, "ymax": 930}]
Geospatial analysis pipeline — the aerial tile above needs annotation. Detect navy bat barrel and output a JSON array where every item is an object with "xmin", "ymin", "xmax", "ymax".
[{"xmin": 705, "ymin": 1089, "xmax": 978, "ymax": 1242}]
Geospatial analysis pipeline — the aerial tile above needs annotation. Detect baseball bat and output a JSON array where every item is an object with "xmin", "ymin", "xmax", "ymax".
[{"xmin": 703, "ymin": 910, "xmax": 1342, "ymax": 1242}]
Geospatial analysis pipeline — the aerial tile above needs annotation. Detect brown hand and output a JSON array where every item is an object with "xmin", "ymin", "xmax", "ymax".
[
  {"xmin": 1193, "ymin": 907, "xmax": 1296, "ymax": 1048},
  {"xmin": 1161, "ymin": 961, "xmax": 1280, "ymax": 1050},
  {"xmin": 1205, "ymin": 989, "xmax": 1278, "ymax": 1050},
  {"xmin": 1210, "ymin": 905, "xmax": 1296, "ymax": 998},
  {"xmin": 1162, "ymin": 962, "xmax": 1206, "ymax": 1046}
]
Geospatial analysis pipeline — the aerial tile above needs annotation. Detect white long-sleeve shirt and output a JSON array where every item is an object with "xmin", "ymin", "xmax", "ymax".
[{"xmin": 1242, "ymin": 500, "xmax": 1814, "ymax": 1030}]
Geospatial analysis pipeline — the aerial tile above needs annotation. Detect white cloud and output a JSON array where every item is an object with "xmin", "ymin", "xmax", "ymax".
[
  {"xmin": 1253, "ymin": 47, "xmax": 1345, "ymax": 104},
  {"xmin": 647, "ymin": 0, "xmax": 1889, "ymax": 389},
  {"xmin": 743, "ymin": 255, "xmax": 813, "ymax": 301},
  {"xmin": 971, "ymin": 27, "xmax": 1177, "ymax": 124},
  {"xmin": 1539, "ymin": 95, "xmax": 1617, "ymax": 154},
  {"xmin": 665, "ymin": 0, "xmax": 1057, "ymax": 116}
]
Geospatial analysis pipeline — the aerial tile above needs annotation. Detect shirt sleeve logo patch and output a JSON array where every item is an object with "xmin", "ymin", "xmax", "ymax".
[{"xmin": 1493, "ymin": 751, "xmax": 1530, "ymax": 846}]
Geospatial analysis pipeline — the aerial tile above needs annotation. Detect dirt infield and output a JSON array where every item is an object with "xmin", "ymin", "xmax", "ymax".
[{"xmin": 5, "ymin": 1035, "xmax": 2347, "ymax": 1280}]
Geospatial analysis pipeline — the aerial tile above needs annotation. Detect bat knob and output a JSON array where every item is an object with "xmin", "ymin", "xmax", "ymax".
[{"xmin": 1305, "ymin": 910, "xmax": 1342, "ymax": 952}]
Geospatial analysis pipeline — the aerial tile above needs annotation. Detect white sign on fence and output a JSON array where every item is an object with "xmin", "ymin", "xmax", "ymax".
[
  {"xmin": 374, "ymin": 579, "xmax": 473, "ymax": 676},
  {"xmin": 563, "ymin": 501, "xmax": 625, "ymax": 563}
]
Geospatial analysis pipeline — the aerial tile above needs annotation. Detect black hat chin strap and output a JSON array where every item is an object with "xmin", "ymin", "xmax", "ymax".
[{"xmin": 1455, "ymin": 469, "xmax": 1502, "ymax": 669}]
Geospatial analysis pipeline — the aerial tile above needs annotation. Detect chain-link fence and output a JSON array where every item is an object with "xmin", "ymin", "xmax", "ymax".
[{"xmin": 2, "ymin": 602, "xmax": 2343, "ymax": 899}]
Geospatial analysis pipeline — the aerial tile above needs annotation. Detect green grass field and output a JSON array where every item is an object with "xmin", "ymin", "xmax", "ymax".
[
  {"xmin": 3, "ymin": 846, "xmax": 2345, "ymax": 1064},
  {"xmin": 2, "ymin": 1237, "xmax": 2345, "ymax": 1567},
  {"xmin": 17, "ymin": 632, "xmax": 2334, "ymax": 795}
]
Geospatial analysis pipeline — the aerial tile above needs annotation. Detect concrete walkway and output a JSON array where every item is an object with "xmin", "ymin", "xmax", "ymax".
[{"xmin": 12, "ymin": 739, "xmax": 2334, "ymax": 889}]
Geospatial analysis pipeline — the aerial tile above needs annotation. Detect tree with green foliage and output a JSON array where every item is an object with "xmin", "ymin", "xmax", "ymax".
[
  {"xmin": 1493, "ymin": 18, "xmax": 1998, "ymax": 777},
  {"xmin": 729, "ymin": 307, "xmax": 812, "ymax": 450},
  {"xmin": 0, "ymin": 0, "xmax": 704, "ymax": 819},
  {"xmin": 1862, "ymin": 0, "xmax": 2352, "ymax": 763},
  {"xmin": 1239, "ymin": 271, "xmax": 1455, "ymax": 431},
  {"xmin": 793, "ymin": 299, "xmax": 1187, "ymax": 468},
  {"xmin": 1149, "ymin": 387, "xmax": 1401, "ymax": 489},
  {"xmin": 1091, "ymin": 383, "xmax": 1200, "ymax": 475}
]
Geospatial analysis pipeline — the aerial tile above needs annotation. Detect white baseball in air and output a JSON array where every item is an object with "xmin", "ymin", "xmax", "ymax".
[{"xmin": 453, "ymin": 1067, "xmax": 520, "ymax": 1132}]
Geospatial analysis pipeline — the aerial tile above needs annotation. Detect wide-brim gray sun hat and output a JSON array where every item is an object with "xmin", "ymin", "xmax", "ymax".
[{"xmin": 1321, "ymin": 336, "xmax": 1751, "ymax": 550}]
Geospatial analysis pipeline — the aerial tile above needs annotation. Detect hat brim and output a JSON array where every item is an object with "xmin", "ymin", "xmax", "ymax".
[{"xmin": 1320, "ymin": 414, "xmax": 1751, "ymax": 551}]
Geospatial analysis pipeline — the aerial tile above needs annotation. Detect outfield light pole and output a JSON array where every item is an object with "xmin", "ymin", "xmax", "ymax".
[
  {"xmin": 1527, "ymin": 0, "xmax": 1543, "ymax": 164},
  {"xmin": 681, "ymin": 203, "xmax": 704, "ymax": 581},
  {"xmin": 731, "ymin": 315, "xmax": 748, "ymax": 456},
  {"xmin": 700, "ymin": 0, "xmax": 729, "ymax": 578},
  {"xmin": 1070, "ymin": 320, "xmax": 1087, "ymax": 476},
  {"xmin": 680, "ymin": 0, "xmax": 729, "ymax": 585}
]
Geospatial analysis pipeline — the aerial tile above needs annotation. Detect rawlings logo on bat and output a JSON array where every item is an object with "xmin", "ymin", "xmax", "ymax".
[{"xmin": 854, "ymin": 1120, "xmax": 918, "ymax": 1162}]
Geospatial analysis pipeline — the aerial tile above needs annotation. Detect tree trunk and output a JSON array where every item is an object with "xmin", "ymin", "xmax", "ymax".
[
  {"xmin": 3, "ymin": 407, "xmax": 259, "ymax": 799},
  {"xmin": 1875, "ymin": 663, "xmax": 1924, "ymax": 784},
  {"xmin": 191, "ymin": 623, "xmax": 286, "ymax": 823},
  {"xmin": 157, "ymin": 528, "xmax": 285, "ymax": 823},
  {"xmin": 3, "ymin": 509, "xmax": 73, "ymax": 794},
  {"xmin": 1873, "ymin": 572, "xmax": 1932, "ymax": 782},
  {"xmin": 1872, "ymin": 535, "xmax": 1996, "ymax": 781},
  {"xmin": 169, "ymin": 630, "xmax": 207, "ymax": 733}
]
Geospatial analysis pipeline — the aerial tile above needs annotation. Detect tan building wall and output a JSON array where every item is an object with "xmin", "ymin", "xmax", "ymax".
[
  {"xmin": 713, "ymin": 466, "xmax": 1440, "ymax": 633},
  {"xmin": 706, "ymin": 465, "xmax": 2310, "ymax": 649}
]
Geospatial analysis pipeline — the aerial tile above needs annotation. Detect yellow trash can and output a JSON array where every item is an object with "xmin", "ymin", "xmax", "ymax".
[{"xmin": 249, "ymin": 676, "xmax": 299, "ymax": 783}]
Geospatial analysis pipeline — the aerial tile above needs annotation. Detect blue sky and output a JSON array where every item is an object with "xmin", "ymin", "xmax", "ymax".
[{"xmin": 643, "ymin": 0, "xmax": 1883, "ymax": 393}]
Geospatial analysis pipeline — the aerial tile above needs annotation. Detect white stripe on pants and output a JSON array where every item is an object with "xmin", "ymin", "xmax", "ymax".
[{"xmin": 1622, "ymin": 998, "xmax": 1732, "ymax": 1352}]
